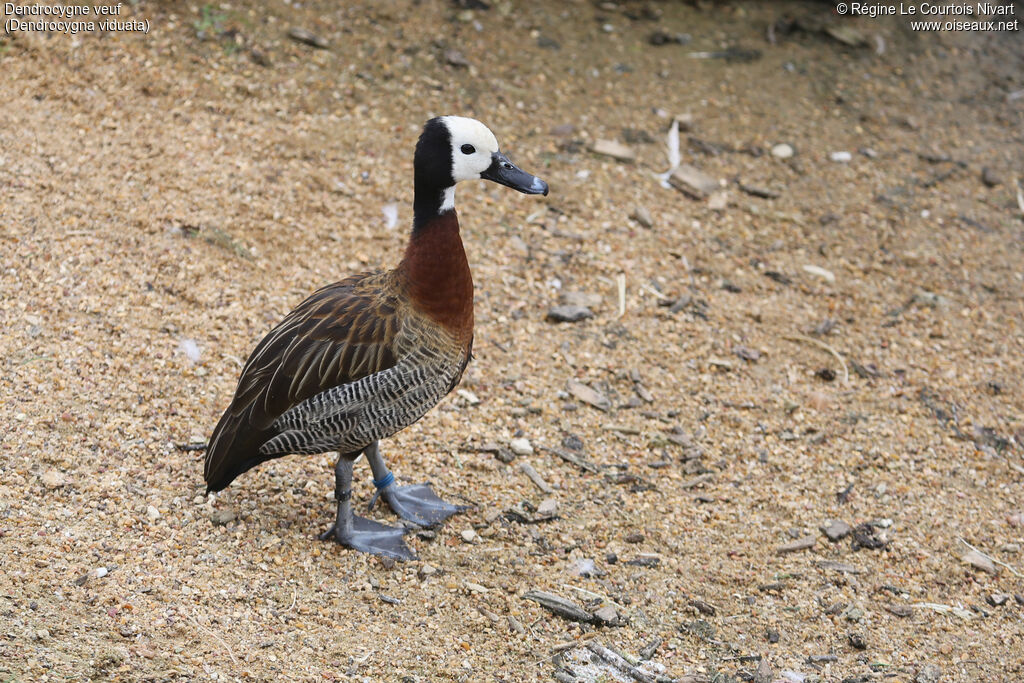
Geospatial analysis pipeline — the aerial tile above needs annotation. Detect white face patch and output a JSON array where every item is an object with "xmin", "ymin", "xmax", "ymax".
[{"xmin": 440, "ymin": 116, "xmax": 500, "ymax": 184}]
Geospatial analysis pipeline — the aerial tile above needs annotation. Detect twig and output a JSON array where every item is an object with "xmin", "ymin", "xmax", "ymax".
[
  {"xmin": 958, "ymin": 537, "xmax": 1023, "ymax": 578},
  {"xmin": 189, "ymin": 616, "xmax": 239, "ymax": 666},
  {"xmin": 783, "ymin": 334, "xmax": 849, "ymax": 385},
  {"xmin": 639, "ymin": 281, "xmax": 669, "ymax": 300},
  {"xmin": 1015, "ymin": 177, "xmax": 1024, "ymax": 217},
  {"xmin": 616, "ymin": 273, "xmax": 626, "ymax": 318},
  {"xmin": 560, "ymin": 583, "xmax": 624, "ymax": 609},
  {"xmin": 518, "ymin": 462, "xmax": 554, "ymax": 494},
  {"xmin": 585, "ymin": 642, "xmax": 657, "ymax": 683}
]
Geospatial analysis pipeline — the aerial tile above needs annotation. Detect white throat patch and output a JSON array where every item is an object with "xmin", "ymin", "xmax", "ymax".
[{"xmin": 440, "ymin": 186, "xmax": 455, "ymax": 212}]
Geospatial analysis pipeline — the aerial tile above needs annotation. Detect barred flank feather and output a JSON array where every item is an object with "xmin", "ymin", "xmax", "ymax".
[{"xmin": 204, "ymin": 214, "xmax": 473, "ymax": 493}]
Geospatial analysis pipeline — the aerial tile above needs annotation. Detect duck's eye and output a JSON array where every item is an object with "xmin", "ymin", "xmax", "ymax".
[{"xmin": 460, "ymin": 144, "xmax": 475, "ymax": 155}]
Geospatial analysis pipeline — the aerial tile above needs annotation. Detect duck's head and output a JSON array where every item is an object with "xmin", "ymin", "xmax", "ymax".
[{"xmin": 415, "ymin": 116, "xmax": 549, "ymax": 214}]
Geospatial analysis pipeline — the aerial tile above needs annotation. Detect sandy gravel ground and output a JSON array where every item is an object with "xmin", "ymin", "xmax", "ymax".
[{"xmin": 1, "ymin": 1, "xmax": 1022, "ymax": 681}]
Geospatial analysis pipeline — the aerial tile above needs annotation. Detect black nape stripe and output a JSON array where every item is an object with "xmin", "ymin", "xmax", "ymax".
[{"xmin": 413, "ymin": 117, "xmax": 456, "ymax": 231}]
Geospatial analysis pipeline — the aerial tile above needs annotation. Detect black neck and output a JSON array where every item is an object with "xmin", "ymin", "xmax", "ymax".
[{"xmin": 412, "ymin": 184, "xmax": 454, "ymax": 233}]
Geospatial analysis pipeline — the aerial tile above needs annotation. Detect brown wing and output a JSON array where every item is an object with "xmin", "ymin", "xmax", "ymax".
[{"xmin": 204, "ymin": 271, "xmax": 402, "ymax": 491}]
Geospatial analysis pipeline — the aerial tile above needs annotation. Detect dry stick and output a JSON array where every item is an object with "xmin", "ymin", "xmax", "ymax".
[
  {"xmin": 189, "ymin": 616, "xmax": 239, "ymax": 666},
  {"xmin": 958, "ymin": 537, "xmax": 1023, "ymax": 578},
  {"xmin": 518, "ymin": 462, "xmax": 553, "ymax": 494},
  {"xmin": 783, "ymin": 334, "xmax": 850, "ymax": 386},
  {"xmin": 616, "ymin": 273, "xmax": 627, "ymax": 318},
  {"xmin": 640, "ymin": 281, "xmax": 669, "ymax": 300},
  {"xmin": 560, "ymin": 583, "xmax": 624, "ymax": 609},
  {"xmin": 585, "ymin": 642, "xmax": 657, "ymax": 683}
]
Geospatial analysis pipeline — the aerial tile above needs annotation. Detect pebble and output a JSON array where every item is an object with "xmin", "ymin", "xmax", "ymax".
[
  {"xmin": 1000, "ymin": 543, "xmax": 1020, "ymax": 554},
  {"xmin": 444, "ymin": 49, "xmax": 470, "ymax": 68},
  {"xmin": 537, "ymin": 498, "xmax": 558, "ymax": 516},
  {"xmin": 822, "ymin": 519, "xmax": 852, "ymax": 542},
  {"xmin": 625, "ymin": 532, "xmax": 644, "ymax": 544},
  {"xmin": 848, "ymin": 633, "xmax": 867, "ymax": 650},
  {"xmin": 211, "ymin": 509, "xmax": 236, "ymax": 526},
  {"xmin": 461, "ymin": 528, "xmax": 478, "ymax": 543},
  {"xmin": 916, "ymin": 664, "xmax": 942, "ymax": 683},
  {"xmin": 509, "ymin": 438, "xmax": 533, "ymax": 456},
  {"xmin": 418, "ymin": 564, "xmax": 438, "ymax": 579},
  {"xmin": 565, "ymin": 379, "xmax": 611, "ymax": 412},
  {"xmin": 668, "ymin": 164, "xmax": 719, "ymax": 199},
  {"xmin": 981, "ymin": 167, "xmax": 1002, "ymax": 187},
  {"xmin": 560, "ymin": 291, "xmax": 602, "ymax": 309},
  {"xmin": 986, "ymin": 593, "xmax": 1009, "ymax": 606},
  {"xmin": 830, "ymin": 151, "xmax": 853, "ymax": 163},
  {"xmin": 802, "ymin": 264, "xmax": 835, "ymax": 284},
  {"xmin": 593, "ymin": 605, "xmax": 618, "ymax": 624},
  {"xmin": 546, "ymin": 305, "xmax": 593, "ymax": 323},
  {"xmin": 287, "ymin": 27, "xmax": 329, "ymax": 49},
  {"xmin": 456, "ymin": 388, "xmax": 480, "ymax": 405},
  {"xmin": 146, "ymin": 505, "xmax": 161, "ymax": 521},
  {"xmin": 771, "ymin": 143, "xmax": 794, "ymax": 159},
  {"xmin": 962, "ymin": 549, "xmax": 997, "ymax": 574},
  {"xmin": 41, "ymin": 469, "xmax": 66, "ymax": 489},
  {"xmin": 630, "ymin": 205, "xmax": 654, "ymax": 228},
  {"xmin": 590, "ymin": 139, "xmax": 636, "ymax": 163}
]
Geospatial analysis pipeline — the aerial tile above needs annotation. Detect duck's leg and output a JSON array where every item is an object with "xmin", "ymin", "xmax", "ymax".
[
  {"xmin": 320, "ymin": 454, "xmax": 415, "ymax": 560},
  {"xmin": 364, "ymin": 441, "xmax": 467, "ymax": 527}
]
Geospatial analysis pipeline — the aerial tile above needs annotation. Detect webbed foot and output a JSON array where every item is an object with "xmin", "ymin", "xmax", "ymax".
[
  {"xmin": 372, "ymin": 482, "xmax": 468, "ymax": 527},
  {"xmin": 319, "ymin": 515, "xmax": 415, "ymax": 561}
]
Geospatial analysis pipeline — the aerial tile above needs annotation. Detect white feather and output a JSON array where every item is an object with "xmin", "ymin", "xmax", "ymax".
[{"xmin": 382, "ymin": 203, "xmax": 398, "ymax": 229}]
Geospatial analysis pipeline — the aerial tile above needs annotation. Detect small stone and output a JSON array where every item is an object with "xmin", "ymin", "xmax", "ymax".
[
  {"xmin": 668, "ymin": 164, "xmax": 719, "ymax": 199},
  {"xmin": 559, "ymin": 291, "xmax": 602, "ymax": 309},
  {"xmin": 842, "ymin": 605, "xmax": 865, "ymax": 622},
  {"xmin": 464, "ymin": 581, "xmax": 489, "ymax": 593},
  {"xmin": 565, "ymin": 379, "xmax": 611, "ymax": 412},
  {"xmin": 461, "ymin": 528, "xmax": 478, "ymax": 543},
  {"xmin": 456, "ymin": 389, "xmax": 480, "ymax": 405},
  {"xmin": 981, "ymin": 167, "xmax": 1002, "ymax": 187},
  {"xmin": 885, "ymin": 603, "xmax": 913, "ymax": 617},
  {"xmin": 625, "ymin": 532, "xmax": 644, "ymax": 544},
  {"xmin": 537, "ymin": 498, "xmax": 558, "ymax": 516},
  {"xmin": 986, "ymin": 593, "xmax": 1009, "ymax": 606},
  {"xmin": 1001, "ymin": 543, "xmax": 1020, "ymax": 554},
  {"xmin": 33, "ymin": 629, "xmax": 50, "ymax": 641},
  {"xmin": 916, "ymin": 664, "xmax": 942, "ymax": 683},
  {"xmin": 766, "ymin": 628, "xmax": 780, "ymax": 643},
  {"xmin": 962, "ymin": 549, "xmax": 997, "ymax": 574},
  {"xmin": 287, "ymin": 27, "xmax": 329, "ymax": 49},
  {"xmin": 630, "ymin": 205, "xmax": 654, "ymax": 228},
  {"xmin": 546, "ymin": 305, "xmax": 593, "ymax": 323},
  {"xmin": 509, "ymin": 438, "xmax": 533, "ymax": 456},
  {"xmin": 41, "ymin": 469, "xmax": 65, "ymax": 489},
  {"xmin": 648, "ymin": 29, "xmax": 690, "ymax": 46},
  {"xmin": 590, "ymin": 139, "xmax": 636, "ymax": 163},
  {"xmin": 771, "ymin": 143, "xmax": 794, "ymax": 159},
  {"xmin": 777, "ymin": 534, "xmax": 817, "ymax": 554},
  {"xmin": 444, "ymin": 49, "xmax": 470, "ymax": 67},
  {"xmin": 593, "ymin": 605, "xmax": 618, "ymax": 624},
  {"xmin": 802, "ymin": 264, "xmax": 836, "ymax": 284},
  {"xmin": 146, "ymin": 505, "xmax": 161, "ymax": 521},
  {"xmin": 211, "ymin": 509, "xmax": 235, "ymax": 526},
  {"xmin": 848, "ymin": 633, "xmax": 867, "ymax": 650},
  {"xmin": 830, "ymin": 151, "xmax": 853, "ymax": 163},
  {"xmin": 418, "ymin": 564, "xmax": 438, "ymax": 579},
  {"xmin": 822, "ymin": 520, "xmax": 852, "ymax": 542}
]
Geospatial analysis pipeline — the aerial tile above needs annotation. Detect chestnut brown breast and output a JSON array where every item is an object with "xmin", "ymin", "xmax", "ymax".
[{"xmin": 399, "ymin": 210, "xmax": 474, "ymax": 344}]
